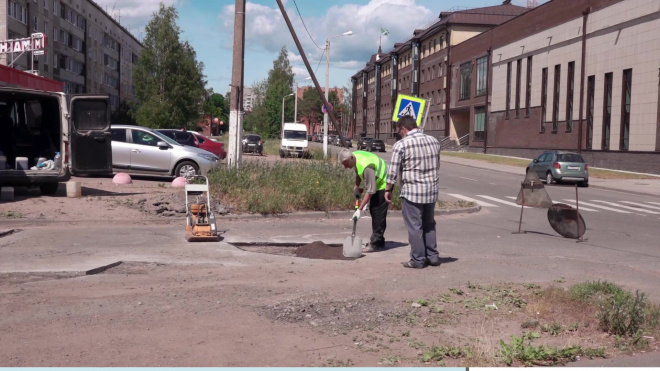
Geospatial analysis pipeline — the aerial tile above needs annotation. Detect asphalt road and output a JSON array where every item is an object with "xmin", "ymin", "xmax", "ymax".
[{"xmin": 317, "ymin": 143, "xmax": 660, "ymax": 297}]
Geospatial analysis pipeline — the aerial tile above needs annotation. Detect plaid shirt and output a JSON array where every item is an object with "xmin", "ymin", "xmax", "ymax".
[{"xmin": 386, "ymin": 129, "xmax": 440, "ymax": 204}]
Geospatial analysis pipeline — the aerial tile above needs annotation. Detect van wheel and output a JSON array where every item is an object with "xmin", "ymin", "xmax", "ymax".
[
  {"xmin": 40, "ymin": 183, "xmax": 59, "ymax": 196},
  {"xmin": 175, "ymin": 161, "xmax": 199, "ymax": 177}
]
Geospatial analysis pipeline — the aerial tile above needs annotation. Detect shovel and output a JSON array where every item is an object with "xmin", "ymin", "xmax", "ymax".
[{"xmin": 343, "ymin": 198, "xmax": 363, "ymax": 258}]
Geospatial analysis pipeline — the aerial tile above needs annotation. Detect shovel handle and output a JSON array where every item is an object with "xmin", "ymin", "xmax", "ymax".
[{"xmin": 351, "ymin": 218, "xmax": 357, "ymax": 238}]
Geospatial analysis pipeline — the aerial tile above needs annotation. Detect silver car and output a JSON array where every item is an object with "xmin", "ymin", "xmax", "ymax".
[
  {"xmin": 527, "ymin": 150, "xmax": 589, "ymax": 187},
  {"xmin": 110, "ymin": 125, "xmax": 220, "ymax": 177}
]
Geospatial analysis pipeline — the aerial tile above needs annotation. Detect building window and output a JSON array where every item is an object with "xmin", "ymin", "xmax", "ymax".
[
  {"xmin": 566, "ymin": 62, "xmax": 575, "ymax": 132},
  {"xmin": 526, "ymin": 56, "xmax": 532, "ymax": 117},
  {"xmin": 44, "ymin": 0, "xmax": 48, "ymax": 10},
  {"xmin": 506, "ymin": 62, "xmax": 511, "ymax": 119},
  {"xmin": 474, "ymin": 106, "xmax": 486, "ymax": 141},
  {"xmin": 476, "ymin": 56, "xmax": 488, "ymax": 97},
  {"xmin": 515, "ymin": 59, "xmax": 522, "ymax": 118},
  {"xmin": 8, "ymin": 1, "xmax": 28, "ymax": 24},
  {"xmin": 541, "ymin": 67, "xmax": 548, "ymax": 132},
  {"xmin": 587, "ymin": 75, "xmax": 595, "ymax": 149},
  {"xmin": 620, "ymin": 69, "xmax": 632, "ymax": 150},
  {"xmin": 602, "ymin": 72, "xmax": 613, "ymax": 150},
  {"xmin": 552, "ymin": 64, "xmax": 561, "ymax": 132},
  {"xmin": 34, "ymin": 16, "xmax": 38, "ymax": 31},
  {"xmin": 460, "ymin": 62, "xmax": 471, "ymax": 100}
]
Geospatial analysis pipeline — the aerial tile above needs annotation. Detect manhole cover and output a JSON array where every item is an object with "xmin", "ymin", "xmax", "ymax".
[
  {"xmin": 234, "ymin": 241, "xmax": 359, "ymax": 260},
  {"xmin": 548, "ymin": 203, "xmax": 586, "ymax": 239}
]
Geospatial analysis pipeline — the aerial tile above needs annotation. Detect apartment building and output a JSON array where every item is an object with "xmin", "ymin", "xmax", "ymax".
[
  {"xmin": 351, "ymin": 2, "xmax": 527, "ymax": 141},
  {"xmin": 1, "ymin": 0, "xmax": 142, "ymax": 109},
  {"xmin": 450, "ymin": 0, "xmax": 660, "ymax": 174}
]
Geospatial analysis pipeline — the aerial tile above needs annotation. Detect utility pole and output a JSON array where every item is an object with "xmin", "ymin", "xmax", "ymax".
[
  {"xmin": 228, "ymin": 0, "xmax": 246, "ymax": 168},
  {"xmin": 323, "ymin": 39, "xmax": 330, "ymax": 158},
  {"xmin": 275, "ymin": 0, "xmax": 347, "ymax": 150}
]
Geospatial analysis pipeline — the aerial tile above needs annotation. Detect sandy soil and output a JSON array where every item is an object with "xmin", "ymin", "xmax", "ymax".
[{"xmin": 1, "ymin": 155, "xmax": 658, "ymax": 367}]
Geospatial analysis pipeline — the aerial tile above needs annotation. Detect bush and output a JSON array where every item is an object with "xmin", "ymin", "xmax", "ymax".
[
  {"xmin": 598, "ymin": 290, "xmax": 647, "ymax": 337},
  {"xmin": 208, "ymin": 160, "xmax": 401, "ymax": 214}
]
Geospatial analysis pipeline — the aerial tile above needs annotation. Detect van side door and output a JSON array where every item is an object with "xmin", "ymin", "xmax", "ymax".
[{"xmin": 69, "ymin": 95, "xmax": 112, "ymax": 174}]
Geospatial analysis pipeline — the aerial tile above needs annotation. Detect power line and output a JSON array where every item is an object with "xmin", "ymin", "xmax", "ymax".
[
  {"xmin": 291, "ymin": 0, "xmax": 323, "ymax": 50},
  {"xmin": 313, "ymin": 48, "xmax": 325, "ymax": 76}
]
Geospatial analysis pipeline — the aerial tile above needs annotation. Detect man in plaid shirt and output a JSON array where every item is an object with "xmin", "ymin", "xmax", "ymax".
[{"xmin": 384, "ymin": 115, "xmax": 441, "ymax": 268}]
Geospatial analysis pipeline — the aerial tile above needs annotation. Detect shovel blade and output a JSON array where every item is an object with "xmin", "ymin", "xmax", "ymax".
[{"xmin": 343, "ymin": 235, "xmax": 362, "ymax": 258}]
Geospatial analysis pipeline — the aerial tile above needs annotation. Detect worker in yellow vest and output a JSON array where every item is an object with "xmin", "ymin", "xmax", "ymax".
[{"xmin": 338, "ymin": 148, "xmax": 389, "ymax": 253}]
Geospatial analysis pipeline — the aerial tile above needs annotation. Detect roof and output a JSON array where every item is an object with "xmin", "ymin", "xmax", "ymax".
[{"xmin": 352, "ymin": 2, "xmax": 528, "ymax": 78}]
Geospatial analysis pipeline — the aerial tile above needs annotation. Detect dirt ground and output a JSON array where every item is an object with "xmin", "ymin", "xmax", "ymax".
[{"xmin": 1, "ymin": 158, "xmax": 658, "ymax": 367}]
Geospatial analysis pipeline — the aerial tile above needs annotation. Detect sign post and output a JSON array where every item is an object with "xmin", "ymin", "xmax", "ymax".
[
  {"xmin": 0, "ymin": 33, "xmax": 47, "ymax": 73},
  {"xmin": 392, "ymin": 94, "xmax": 426, "ymax": 127}
]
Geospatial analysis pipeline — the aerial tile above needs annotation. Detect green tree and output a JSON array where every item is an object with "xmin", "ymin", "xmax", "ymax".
[
  {"xmin": 298, "ymin": 86, "xmax": 322, "ymax": 129},
  {"xmin": 133, "ymin": 3, "xmax": 207, "ymax": 129},
  {"xmin": 243, "ymin": 79, "xmax": 268, "ymax": 134},
  {"xmin": 261, "ymin": 46, "xmax": 295, "ymax": 138},
  {"xmin": 111, "ymin": 100, "xmax": 136, "ymax": 125},
  {"xmin": 205, "ymin": 92, "xmax": 228, "ymax": 123}
]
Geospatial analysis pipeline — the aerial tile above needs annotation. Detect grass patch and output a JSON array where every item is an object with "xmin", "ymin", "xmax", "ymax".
[
  {"xmin": 441, "ymin": 151, "xmax": 658, "ymax": 179},
  {"xmin": 0, "ymin": 211, "xmax": 23, "ymax": 219},
  {"xmin": 442, "ymin": 151, "xmax": 531, "ymax": 167},
  {"xmin": 208, "ymin": 160, "xmax": 403, "ymax": 214},
  {"xmin": 498, "ymin": 335, "xmax": 605, "ymax": 366}
]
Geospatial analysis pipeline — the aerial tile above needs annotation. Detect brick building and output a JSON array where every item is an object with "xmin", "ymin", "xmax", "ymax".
[
  {"xmin": 450, "ymin": 0, "xmax": 660, "ymax": 174},
  {"xmin": 351, "ymin": 1, "xmax": 527, "ymax": 142}
]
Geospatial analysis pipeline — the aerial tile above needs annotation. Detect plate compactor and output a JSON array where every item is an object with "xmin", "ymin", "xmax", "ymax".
[{"xmin": 185, "ymin": 176, "xmax": 219, "ymax": 242}]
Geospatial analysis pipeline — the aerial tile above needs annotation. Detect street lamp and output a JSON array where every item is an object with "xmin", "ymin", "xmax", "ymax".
[
  {"xmin": 323, "ymin": 30, "xmax": 353, "ymax": 158},
  {"xmin": 281, "ymin": 93, "xmax": 294, "ymax": 138}
]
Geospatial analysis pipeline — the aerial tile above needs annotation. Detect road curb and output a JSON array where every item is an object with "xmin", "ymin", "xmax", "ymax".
[{"xmin": 213, "ymin": 205, "xmax": 481, "ymax": 221}]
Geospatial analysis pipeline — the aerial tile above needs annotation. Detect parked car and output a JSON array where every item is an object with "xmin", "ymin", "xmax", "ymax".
[
  {"xmin": 526, "ymin": 150, "xmax": 589, "ymax": 187},
  {"xmin": 242, "ymin": 134, "xmax": 264, "ymax": 155},
  {"xmin": 335, "ymin": 136, "xmax": 353, "ymax": 148},
  {"xmin": 193, "ymin": 133, "xmax": 226, "ymax": 159},
  {"xmin": 367, "ymin": 139, "xmax": 386, "ymax": 152},
  {"xmin": 357, "ymin": 137, "xmax": 373, "ymax": 150},
  {"xmin": 155, "ymin": 129, "xmax": 199, "ymax": 148},
  {"xmin": 111, "ymin": 125, "xmax": 220, "ymax": 177},
  {"xmin": 328, "ymin": 135, "xmax": 339, "ymax": 145}
]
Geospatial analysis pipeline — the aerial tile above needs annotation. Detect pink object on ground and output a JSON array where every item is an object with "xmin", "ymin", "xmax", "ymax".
[
  {"xmin": 112, "ymin": 173, "xmax": 132, "ymax": 185},
  {"xmin": 171, "ymin": 177, "xmax": 188, "ymax": 188}
]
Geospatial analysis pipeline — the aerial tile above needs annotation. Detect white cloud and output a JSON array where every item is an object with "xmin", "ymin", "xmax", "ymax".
[
  {"xmin": 92, "ymin": 0, "xmax": 181, "ymax": 35},
  {"xmin": 220, "ymin": 0, "xmax": 434, "ymax": 84}
]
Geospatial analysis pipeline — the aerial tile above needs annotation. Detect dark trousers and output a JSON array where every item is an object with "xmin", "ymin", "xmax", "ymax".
[
  {"xmin": 369, "ymin": 190, "xmax": 388, "ymax": 249},
  {"xmin": 402, "ymin": 198, "xmax": 438, "ymax": 266}
]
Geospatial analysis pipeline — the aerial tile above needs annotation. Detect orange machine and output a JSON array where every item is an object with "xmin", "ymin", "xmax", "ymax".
[{"xmin": 185, "ymin": 176, "xmax": 219, "ymax": 242}]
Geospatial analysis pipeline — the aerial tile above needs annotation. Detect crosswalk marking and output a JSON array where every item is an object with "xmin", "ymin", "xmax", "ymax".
[
  {"xmin": 478, "ymin": 195, "xmax": 531, "ymax": 208},
  {"xmin": 448, "ymin": 194, "xmax": 498, "ymax": 207},
  {"xmin": 563, "ymin": 199, "xmax": 632, "ymax": 213},
  {"xmin": 503, "ymin": 196, "xmax": 601, "ymax": 212},
  {"xmin": 619, "ymin": 201, "xmax": 660, "ymax": 211},
  {"xmin": 446, "ymin": 193, "xmax": 659, "ymax": 215},
  {"xmin": 590, "ymin": 200, "xmax": 660, "ymax": 215}
]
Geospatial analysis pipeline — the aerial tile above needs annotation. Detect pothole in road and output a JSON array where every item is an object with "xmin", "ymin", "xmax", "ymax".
[{"xmin": 233, "ymin": 241, "xmax": 360, "ymax": 260}]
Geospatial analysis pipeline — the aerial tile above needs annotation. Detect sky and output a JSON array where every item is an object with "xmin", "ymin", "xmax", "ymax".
[{"xmin": 95, "ymin": 0, "xmax": 548, "ymax": 94}]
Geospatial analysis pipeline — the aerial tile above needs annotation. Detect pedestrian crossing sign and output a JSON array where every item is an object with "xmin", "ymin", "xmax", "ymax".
[{"xmin": 392, "ymin": 94, "xmax": 426, "ymax": 126}]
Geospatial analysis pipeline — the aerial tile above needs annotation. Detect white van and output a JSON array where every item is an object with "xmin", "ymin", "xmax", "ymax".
[
  {"xmin": 0, "ymin": 87, "xmax": 112, "ymax": 195},
  {"xmin": 279, "ymin": 122, "xmax": 310, "ymax": 158}
]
